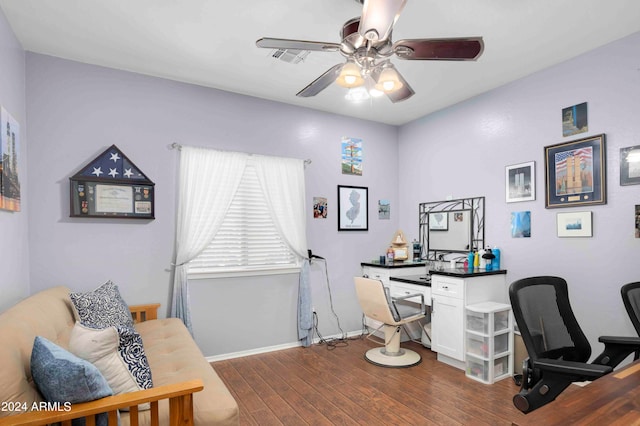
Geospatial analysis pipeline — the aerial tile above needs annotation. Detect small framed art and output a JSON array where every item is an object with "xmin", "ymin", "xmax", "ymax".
[
  {"xmin": 506, "ymin": 161, "xmax": 535, "ymax": 203},
  {"xmin": 557, "ymin": 211, "xmax": 592, "ymax": 237},
  {"xmin": 544, "ymin": 134, "xmax": 606, "ymax": 208},
  {"xmin": 429, "ymin": 212, "xmax": 448, "ymax": 231},
  {"xmin": 620, "ymin": 145, "xmax": 640, "ymax": 186},
  {"xmin": 337, "ymin": 185, "xmax": 368, "ymax": 231},
  {"xmin": 562, "ymin": 102, "xmax": 588, "ymax": 137}
]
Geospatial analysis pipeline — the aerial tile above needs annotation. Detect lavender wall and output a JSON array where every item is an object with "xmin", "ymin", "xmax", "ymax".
[
  {"xmin": 25, "ymin": 53, "xmax": 399, "ymax": 356},
  {"xmin": 17, "ymin": 12, "xmax": 640, "ymax": 359},
  {"xmin": 398, "ymin": 32, "xmax": 640, "ymax": 355},
  {"xmin": 0, "ymin": 8, "xmax": 28, "ymax": 311}
]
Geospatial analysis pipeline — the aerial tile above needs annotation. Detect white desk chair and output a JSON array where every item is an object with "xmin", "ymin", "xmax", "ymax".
[{"xmin": 354, "ymin": 276, "xmax": 426, "ymax": 368}]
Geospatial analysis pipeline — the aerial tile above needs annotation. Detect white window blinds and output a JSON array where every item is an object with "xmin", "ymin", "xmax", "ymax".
[{"xmin": 188, "ymin": 160, "xmax": 298, "ymax": 275}]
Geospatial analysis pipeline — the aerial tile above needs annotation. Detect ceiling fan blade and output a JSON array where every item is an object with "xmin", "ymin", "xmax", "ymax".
[
  {"xmin": 296, "ymin": 63, "xmax": 343, "ymax": 97},
  {"xmin": 256, "ymin": 37, "xmax": 341, "ymax": 52},
  {"xmin": 393, "ymin": 37, "xmax": 484, "ymax": 60},
  {"xmin": 358, "ymin": 0, "xmax": 407, "ymax": 42}
]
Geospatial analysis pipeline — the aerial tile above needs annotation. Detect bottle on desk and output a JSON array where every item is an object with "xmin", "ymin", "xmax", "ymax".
[
  {"xmin": 386, "ymin": 246, "xmax": 395, "ymax": 263},
  {"xmin": 492, "ymin": 246, "xmax": 501, "ymax": 270}
]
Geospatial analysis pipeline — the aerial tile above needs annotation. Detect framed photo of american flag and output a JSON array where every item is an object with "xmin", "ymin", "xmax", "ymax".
[{"xmin": 544, "ymin": 134, "xmax": 606, "ymax": 208}]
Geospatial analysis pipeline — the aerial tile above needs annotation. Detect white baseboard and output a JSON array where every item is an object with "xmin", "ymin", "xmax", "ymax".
[{"xmin": 206, "ymin": 329, "xmax": 364, "ymax": 362}]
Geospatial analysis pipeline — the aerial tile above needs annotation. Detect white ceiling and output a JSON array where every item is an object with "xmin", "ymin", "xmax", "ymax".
[{"xmin": 1, "ymin": 0, "xmax": 640, "ymax": 126}]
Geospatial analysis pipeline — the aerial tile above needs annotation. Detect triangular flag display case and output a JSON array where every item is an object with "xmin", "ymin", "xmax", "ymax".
[{"xmin": 69, "ymin": 145, "xmax": 155, "ymax": 219}]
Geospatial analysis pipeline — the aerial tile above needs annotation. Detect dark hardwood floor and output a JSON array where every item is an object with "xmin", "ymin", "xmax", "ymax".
[{"xmin": 212, "ymin": 336, "xmax": 533, "ymax": 425}]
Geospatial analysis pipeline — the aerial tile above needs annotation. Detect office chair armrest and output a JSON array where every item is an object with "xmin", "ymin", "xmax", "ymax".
[
  {"xmin": 594, "ymin": 335, "xmax": 640, "ymax": 366},
  {"xmin": 533, "ymin": 358, "xmax": 612, "ymax": 378},
  {"xmin": 392, "ymin": 293, "xmax": 425, "ymax": 317},
  {"xmin": 393, "ymin": 293, "xmax": 424, "ymax": 303},
  {"xmin": 599, "ymin": 335, "xmax": 640, "ymax": 346}
]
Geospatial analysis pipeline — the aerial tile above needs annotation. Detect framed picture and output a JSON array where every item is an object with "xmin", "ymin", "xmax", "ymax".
[
  {"xmin": 562, "ymin": 102, "xmax": 588, "ymax": 137},
  {"xmin": 429, "ymin": 212, "xmax": 448, "ymax": 231},
  {"xmin": 337, "ymin": 185, "xmax": 368, "ymax": 231},
  {"xmin": 69, "ymin": 145, "xmax": 155, "ymax": 219},
  {"xmin": 544, "ymin": 134, "xmax": 606, "ymax": 208},
  {"xmin": 511, "ymin": 211, "xmax": 531, "ymax": 238},
  {"xmin": 506, "ymin": 161, "xmax": 535, "ymax": 203},
  {"xmin": 620, "ymin": 145, "xmax": 640, "ymax": 186},
  {"xmin": 557, "ymin": 211, "xmax": 592, "ymax": 237}
]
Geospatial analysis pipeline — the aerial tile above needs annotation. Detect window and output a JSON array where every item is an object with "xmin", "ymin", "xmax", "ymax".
[{"xmin": 188, "ymin": 159, "xmax": 299, "ymax": 276}]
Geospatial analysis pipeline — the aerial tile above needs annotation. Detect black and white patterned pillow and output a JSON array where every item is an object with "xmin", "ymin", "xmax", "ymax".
[
  {"xmin": 116, "ymin": 325, "xmax": 153, "ymax": 390},
  {"xmin": 69, "ymin": 322, "xmax": 153, "ymax": 411},
  {"xmin": 70, "ymin": 281, "xmax": 134, "ymax": 328}
]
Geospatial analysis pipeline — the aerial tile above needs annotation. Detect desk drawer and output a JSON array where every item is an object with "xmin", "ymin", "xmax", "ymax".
[
  {"xmin": 432, "ymin": 276, "xmax": 463, "ymax": 299},
  {"xmin": 391, "ymin": 283, "xmax": 431, "ymax": 305},
  {"xmin": 362, "ymin": 266, "xmax": 390, "ymax": 282}
]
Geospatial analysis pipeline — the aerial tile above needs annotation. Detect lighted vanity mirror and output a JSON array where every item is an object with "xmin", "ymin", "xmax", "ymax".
[{"xmin": 419, "ymin": 197, "xmax": 485, "ymax": 260}]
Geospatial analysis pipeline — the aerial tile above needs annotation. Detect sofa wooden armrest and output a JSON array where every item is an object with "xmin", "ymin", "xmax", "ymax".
[
  {"xmin": 0, "ymin": 379, "xmax": 204, "ymax": 426},
  {"xmin": 129, "ymin": 303, "xmax": 161, "ymax": 323}
]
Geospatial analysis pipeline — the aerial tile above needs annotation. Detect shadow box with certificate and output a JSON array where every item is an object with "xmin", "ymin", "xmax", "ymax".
[{"xmin": 69, "ymin": 145, "xmax": 155, "ymax": 219}]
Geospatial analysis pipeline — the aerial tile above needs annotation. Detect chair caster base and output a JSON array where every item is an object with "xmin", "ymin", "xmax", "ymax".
[
  {"xmin": 364, "ymin": 347, "xmax": 422, "ymax": 368},
  {"xmin": 513, "ymin": 393, "xmax": 531, "ymax": 413}
]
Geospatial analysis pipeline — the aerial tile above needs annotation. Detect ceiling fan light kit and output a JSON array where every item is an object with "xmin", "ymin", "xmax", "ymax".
[
  {"xmin": 256, "ymin": 0, "xmax": 484, "ymax": 103},
  {"xmin": 336, "ymin": 61, "xmax": 365, "ymax": 88},
  {"xmin": 374, "ymin": 66, "xmax": 403, "ymax": 93},
  {"xmin": 345, "ymin": 86, "xmax": 371, "ymax": 102}
]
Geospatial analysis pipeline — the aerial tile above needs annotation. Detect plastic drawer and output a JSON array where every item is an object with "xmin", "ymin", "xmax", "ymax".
[
  {"xmin": 494, "ymin": 310, "xmax": 510, "ymax": 333},
  {"xmin": 466, "ymin": 310, "xmax": 489, "ymax": 334},
  {"xmin": 494, "ymin": 333, "xmax": 509, "ymax": 355},
  {"xmin": 466, "ymin": 333, "xmax": 489, "ymax": 357},
  {"xmin": 493, "ymin": 355, "xmax": 510, "ymax": 379},
  {"xmin": 466, "ymin": 355, "xmax": 489, "ymax": 382}
]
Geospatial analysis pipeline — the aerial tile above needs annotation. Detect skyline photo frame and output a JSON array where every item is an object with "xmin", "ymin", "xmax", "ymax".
[
  {"xmin": 557, "ymin": 211, "xmax": 592, "ymax": 237},
  {"xmin": 337, "ymin": 185, "xmax": 368, "ymax": 231},
  {"xmin": 544, "ymin": 134, "xmax": 606, "ymax": 208},
  {"xmin": 506, "ymin": 161, "xmax": 535, "ymax": 203}
]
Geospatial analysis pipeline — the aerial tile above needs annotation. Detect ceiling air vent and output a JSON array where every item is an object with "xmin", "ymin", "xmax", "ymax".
[{"xmin": 270, "ymin": 49, "xmax": 310, "ymax": 64}]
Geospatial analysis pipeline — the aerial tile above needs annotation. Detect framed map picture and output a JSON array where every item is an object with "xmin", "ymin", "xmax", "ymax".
[{"xmin": 337, "ymin": 185, "xmax": 368, "ymax": 231}]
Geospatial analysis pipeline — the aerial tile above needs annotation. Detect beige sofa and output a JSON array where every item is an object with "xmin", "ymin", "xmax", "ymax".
[{"xmin": 0, "ymin": 286, "xmax": 239, "ymax": 425}]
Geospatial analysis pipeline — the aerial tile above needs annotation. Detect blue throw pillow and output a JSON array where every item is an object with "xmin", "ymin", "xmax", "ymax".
[
  {"xmin": 70, "ymin": 281, "xmax": 134, "ymax": 328},
  {"xmin": 30, "ymin": 336, "xmax": 116, "ymax": 426}
]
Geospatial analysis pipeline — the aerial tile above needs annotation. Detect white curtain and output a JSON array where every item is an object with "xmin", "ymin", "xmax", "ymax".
[
  {"xmin": 253, "ymin": 155, "xmax": 307, "ymax": 258},
  {"xmin": 171, "ymin": 147, "xmax": 248, "ymax": 332},
  {"xmin": 253, "ymin": 155, "xmax": 312, "ymax": 346}
]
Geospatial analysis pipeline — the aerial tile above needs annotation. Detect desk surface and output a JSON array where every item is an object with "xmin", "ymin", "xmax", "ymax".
[
  {"xmin": 389, "ymin": 274, "xmax": 431, "ymax": 287},
  {"xmin": 512, "ymin": 360, "xmax": 640, "ymax": 425},
  {"xmin": 431, "ymin": 268, "xmax": 507, "ymax": 278},
  {"xmin": 361, "ymin": 261, "xmax": 427, "ymax": 269}
]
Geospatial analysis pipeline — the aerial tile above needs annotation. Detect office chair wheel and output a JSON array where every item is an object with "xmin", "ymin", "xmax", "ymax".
[
  {"xmin": 513, "ymin": 374, "xmax": 523, "ymax": 386},
  {"xmin": 513, "ymin": 393, "xmax": 530, "ymax": 413}
]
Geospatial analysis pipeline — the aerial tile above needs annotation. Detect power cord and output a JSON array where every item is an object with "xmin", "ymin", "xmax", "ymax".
[{"xmin": 311, "ymin": 257, "xmax": 362, "ymax": 349}]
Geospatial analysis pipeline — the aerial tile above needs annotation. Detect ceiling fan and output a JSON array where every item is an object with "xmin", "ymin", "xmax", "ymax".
[{"xmin": 256, "ymin": 0, "xmax": 484, "ymax": 103}]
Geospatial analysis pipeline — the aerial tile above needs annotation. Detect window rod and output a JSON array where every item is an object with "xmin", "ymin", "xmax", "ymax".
[{"xmin": 168, "ymin": 142, "xmax": 311, "ymax": 167}]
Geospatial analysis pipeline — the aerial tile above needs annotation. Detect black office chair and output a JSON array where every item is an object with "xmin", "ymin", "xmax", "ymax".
[
  {"xmin": 621, "ymin": 282, "xmax": 640, "ymax": 360},
  {"xmin": 509, "ymin": 276, "xmax": 640, "ymax": 413}
]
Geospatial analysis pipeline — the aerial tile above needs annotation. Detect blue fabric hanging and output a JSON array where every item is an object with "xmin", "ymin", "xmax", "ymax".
[{"xmin": 298, "ymin": 259, "xmax": 313, "ymax": 347}]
